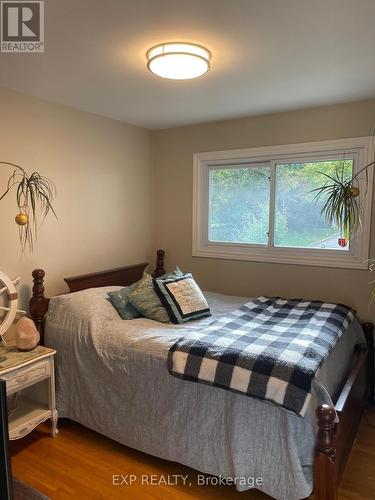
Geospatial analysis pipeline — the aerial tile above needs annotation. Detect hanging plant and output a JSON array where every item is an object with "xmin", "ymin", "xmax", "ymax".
[
  {"xmin": 0, "ymin": 162, "xmax": 57, "ymax": 253},
  {"xmin": 311, "ymin": 155, "xmax": 375, "ymax": 304},
  {"xmin": 310, "ymin": 160, "xmax": 373, "ymax": 245}
]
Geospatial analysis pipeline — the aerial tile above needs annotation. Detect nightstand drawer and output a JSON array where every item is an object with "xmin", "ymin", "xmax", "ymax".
[{"xmin": 2, "ymin": 360, "xmax": 50, "ymax": 395}]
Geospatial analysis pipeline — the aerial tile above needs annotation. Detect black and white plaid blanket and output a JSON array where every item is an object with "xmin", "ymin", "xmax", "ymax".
[{"xmin": 167, "ymin": 297, "xmax": 355, "ymax": 416}]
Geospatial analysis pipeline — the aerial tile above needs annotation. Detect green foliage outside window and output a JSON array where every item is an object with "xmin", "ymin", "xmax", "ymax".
[{"xmin": 209, "ymin": 160, "xmax": 353, "ymax": 249}]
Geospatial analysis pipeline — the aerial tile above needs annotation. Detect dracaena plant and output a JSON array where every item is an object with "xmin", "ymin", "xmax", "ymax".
[
  {"xmin": 0, "ymin": 162, "xmax": 57, "ymax": 253},
  {"xmin": 310, "ymin": 161, "xmax": 373, "ymax": 245},
  {"xmin": 311, "ymin": 158, "xmax": 375, "ymax": 302}
]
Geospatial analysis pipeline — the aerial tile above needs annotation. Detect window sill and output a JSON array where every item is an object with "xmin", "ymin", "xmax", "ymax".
[{"xmin": 192, "ymin": 244, "xmax": 369, "ymax": 269}]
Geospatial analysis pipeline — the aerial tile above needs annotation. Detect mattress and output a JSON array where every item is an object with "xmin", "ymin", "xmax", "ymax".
[{"xmin": 45, "ymin": 287, "xmax": 365, "ymax": 500}]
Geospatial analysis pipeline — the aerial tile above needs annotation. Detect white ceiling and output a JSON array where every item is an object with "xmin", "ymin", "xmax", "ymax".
[{"xmin": 1, "ymin": 0, "xmax": 375, "ymax": 129}]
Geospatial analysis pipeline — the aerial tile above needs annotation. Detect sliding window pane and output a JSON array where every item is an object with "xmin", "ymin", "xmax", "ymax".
[
  {"xmin": 209, "ymin": 165, "xmax": 270, "ymax": 245},
  {"xmin": 274, "ymin": 160, "xmax": 353, "ymax": 250}
]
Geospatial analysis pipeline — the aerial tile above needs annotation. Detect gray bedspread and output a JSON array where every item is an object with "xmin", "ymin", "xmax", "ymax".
[{"xmin": 45, "ymin": 288, "xmax": 365, "ymax": 500}]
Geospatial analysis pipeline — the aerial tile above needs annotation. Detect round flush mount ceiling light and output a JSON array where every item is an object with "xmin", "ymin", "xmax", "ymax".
[{"xmin": 147, "ymin": 42, "xmax": 211, "ymax": 80}]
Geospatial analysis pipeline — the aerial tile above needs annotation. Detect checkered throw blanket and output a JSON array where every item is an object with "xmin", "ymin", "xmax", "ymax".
[{"xmin": 167, "ymin": 297, "xmax": 355, "ymax": 416}]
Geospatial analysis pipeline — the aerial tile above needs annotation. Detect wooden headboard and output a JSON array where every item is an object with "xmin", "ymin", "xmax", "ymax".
[{"xmin": 29, "ymin": 249, "xmax": 166, "ymax": 344}]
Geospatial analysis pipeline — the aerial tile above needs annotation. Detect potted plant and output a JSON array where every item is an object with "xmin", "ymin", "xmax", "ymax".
[
  {"xmin": 0, "ymin": 162, "xmax": 56, "ymax": 253},
  {"xmin": 312, "ymin": 158, "xmax": 375, "ymax": 299},
  {"xmin": 311, "ymin": 160, "xmax": 373, "ymax": 246}
]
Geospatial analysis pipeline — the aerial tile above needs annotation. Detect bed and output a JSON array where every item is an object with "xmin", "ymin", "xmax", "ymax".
[{"xmin": 29, "ymin": 250, "xmax": 374, "ymax": 500}]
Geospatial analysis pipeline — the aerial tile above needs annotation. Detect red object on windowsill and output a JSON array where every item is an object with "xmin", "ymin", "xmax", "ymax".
[{"xmin": 338, "ymin": 238, "xmax": 348, "ymax": 247}]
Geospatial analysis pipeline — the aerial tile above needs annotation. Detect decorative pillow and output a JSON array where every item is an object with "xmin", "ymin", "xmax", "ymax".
[
  {"xmin": 160, "ymin": 266, "xmax": 183, "ymax": 279},
  {"xmin": 153, "ymin": 273, "xmax": 211, "ymax": 324},
  {"xmin": 128, "ymin": 273, "xmax": 170, "ymax": 323},
  {"xmin": 107, "ymin": 282, "xmax": 141, "ymax": 320}
]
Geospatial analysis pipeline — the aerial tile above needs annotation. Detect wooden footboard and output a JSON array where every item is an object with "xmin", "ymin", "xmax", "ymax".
[{"xmin": 314, "ymin": 322, "xmax": 374, "ymax": 499}]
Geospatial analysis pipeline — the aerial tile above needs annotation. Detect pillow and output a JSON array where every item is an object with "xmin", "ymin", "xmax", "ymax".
[
  {"xmin": 153, "ymin": 273, "xmax": 211, "ymax": 324},
  {"xmin": 160, "ymin": 266, "xmax": 183, "ymax": 279},
  {"xmin": 128, "ymin": 273, "xmax": 170, "ymax": 323},
  {"xmin": 107, "ymin": 282, "xmax": 141, "ymax": 320}
]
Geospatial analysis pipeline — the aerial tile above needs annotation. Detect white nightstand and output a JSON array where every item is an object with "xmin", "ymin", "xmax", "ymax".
[{"xmin": 0, "ymin": 343, "xmax": 58, "ymax": 440}]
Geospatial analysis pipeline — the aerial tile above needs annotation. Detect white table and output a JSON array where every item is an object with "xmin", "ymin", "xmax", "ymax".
[{"xmin": 0, "ymin": 344, "xmax": 58, "ymax": 440}]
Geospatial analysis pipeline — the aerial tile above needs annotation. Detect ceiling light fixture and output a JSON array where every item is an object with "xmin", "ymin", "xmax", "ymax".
[{"xmin": 147, "ymin": 42, "xmax": 211, "ymax": 80}]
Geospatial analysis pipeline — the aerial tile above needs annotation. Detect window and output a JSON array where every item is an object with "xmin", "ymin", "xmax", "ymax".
[
  {"xmin": 274, "ymin": 160, "xmax": 353, "ymax": 250},
  {"xmin": 193, "ymin": 138, "xmax": 373, "ymax": 268},
  {"xmin": 209, "ymin": 165, "xmax": 270, "ymax": 245}
]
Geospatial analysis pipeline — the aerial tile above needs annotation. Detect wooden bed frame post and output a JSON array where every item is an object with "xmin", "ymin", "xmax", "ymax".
[
  {"xmin": 153, "ymin": 249, "xmax": 166, "ymax": 278},
  {"xmin": 314, "ymin": 323, "xmax": 374, "ymax": 499},
  {"xmin": 315, "ymin": 404, "xmax": 337, "ymax": 500},
  {"xmin": 29, "ymin": 269, "xmax": 50, "ymax": 346},
  {"xmin": 363, "ymin": 322, "xmax": 374, "ymax": 403}
]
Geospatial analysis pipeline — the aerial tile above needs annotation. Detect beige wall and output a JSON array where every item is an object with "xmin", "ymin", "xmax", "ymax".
[
  {"xmin": 0, "ymin": 88, "xmax": 152, "ymax": 310},
  {"xmin": 152, "ymin": 99, "xmax": 375, "ymax": 321},
  {"xmin": 2, "ymin": 90, "xmax": 375, "ymax": 324}
]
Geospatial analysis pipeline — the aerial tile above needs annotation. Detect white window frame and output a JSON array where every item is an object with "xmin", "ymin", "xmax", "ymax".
[{"xmin": 193, "ymin": 137, "xmax": 374, "ymax": 269}]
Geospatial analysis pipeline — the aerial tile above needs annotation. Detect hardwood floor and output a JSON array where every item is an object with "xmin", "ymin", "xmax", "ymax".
[{"xmin": 10, "ymin": 411, "xmax": 375, "ymax": 500}]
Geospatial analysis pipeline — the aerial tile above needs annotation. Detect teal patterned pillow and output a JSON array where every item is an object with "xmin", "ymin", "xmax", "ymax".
[
  {"xmin": 128, "ymin": 273, "xmax": 170, "ymax": 323},
  {"xmin": 108, "ymin": 282, "xmax": 141, "ymax": 320},
  {"xmin": 160, "ymin": 266, "xmax": 183, "ymax": 279}
]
